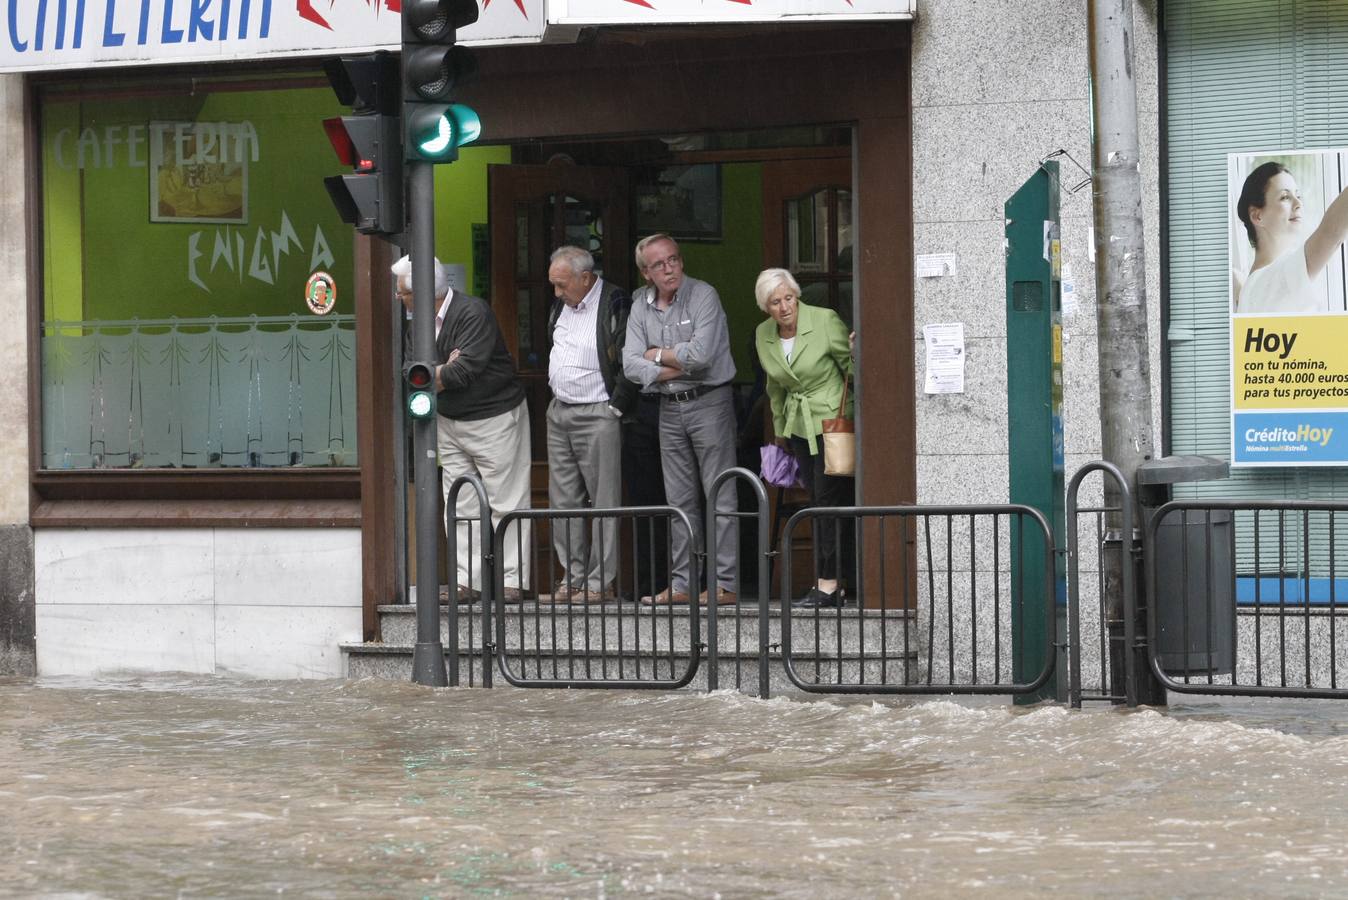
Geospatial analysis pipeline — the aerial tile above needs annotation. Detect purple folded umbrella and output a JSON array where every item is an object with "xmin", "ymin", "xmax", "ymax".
[{"xmin": 760, "ymin": 443, "xmax": 802, "ymax": 489}]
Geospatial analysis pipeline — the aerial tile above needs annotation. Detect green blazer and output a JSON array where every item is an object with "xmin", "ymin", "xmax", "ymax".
[{"xmin": 755, "ymin": 302, "xmax": 853, "ymax": 454}]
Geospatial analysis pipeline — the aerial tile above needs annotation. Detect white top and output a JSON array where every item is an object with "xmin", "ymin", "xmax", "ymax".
[
  {"xmin": 434, "ymin": 290, "xmax": 454, "ymax": 339},
  {"xmin": 548, "ymin": 277, "xmax": 609, "ymax": 404},
  {"xmin": 780, "ymin": 335, "xmax": 796, "ymax": 362},
  {"xmin": 1239, "ymin": 246, "xmax": 1322, "ymax": 314}
]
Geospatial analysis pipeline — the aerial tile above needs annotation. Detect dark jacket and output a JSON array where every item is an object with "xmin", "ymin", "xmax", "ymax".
[
  {"xmin": 546, "ymin": 278, "xmax": 638, "ymax": 417},
  {"xmin": 432, "ymin": 291, "xmax": 526, "ymax": 421}
]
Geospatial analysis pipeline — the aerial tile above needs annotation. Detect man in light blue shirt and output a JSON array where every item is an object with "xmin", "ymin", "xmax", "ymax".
[{"xmin": 622, "ymin": 233, "xmax": 738, "ymax": 605}]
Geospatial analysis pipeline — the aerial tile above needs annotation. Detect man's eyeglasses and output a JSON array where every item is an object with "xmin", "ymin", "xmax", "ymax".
[{"xmin": 645, "ymin": 254, "xmax": 682, "ymax": 272}]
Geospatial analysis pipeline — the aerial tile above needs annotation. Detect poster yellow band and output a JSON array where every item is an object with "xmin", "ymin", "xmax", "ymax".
[{"xmin": 1233, "ymin": 314, "xmax": 1348, "ymax": 410}]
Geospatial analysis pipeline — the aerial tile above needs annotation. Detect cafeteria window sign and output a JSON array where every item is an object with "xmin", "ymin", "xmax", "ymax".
[
  {"xmin": 547, "ymin": 0, "xmax": 915, "ymax": 24},
  {"xmin": 0, "ymin": 0, "xmax": 911, "ymax": 73}
]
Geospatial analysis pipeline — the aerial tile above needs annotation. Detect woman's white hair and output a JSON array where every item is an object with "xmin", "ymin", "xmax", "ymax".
[
  {"xmin": 390, "ymin": 255, "xmax": 450, "ymax": 299},
  {"xmin": 753, "ymin": 268, "xmax": 801, "ymax": 313}
]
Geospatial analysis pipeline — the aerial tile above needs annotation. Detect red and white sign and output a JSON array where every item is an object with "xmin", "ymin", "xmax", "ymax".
[
  {"xmin": 0, "ymin": 0, "xmax": 545, "ymax": 73},
  {"xmin": 0, "ymin": 0, "xmax": 913, "ymax": 73},
  {"xmin": 549, "ymin": 0, "xmax": 914, "ymax": 24}
]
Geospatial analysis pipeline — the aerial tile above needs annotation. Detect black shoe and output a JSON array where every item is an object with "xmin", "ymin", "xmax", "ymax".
[{"xmin": 793, "ymin": 587, "xmax": 843, "ymax": 609}]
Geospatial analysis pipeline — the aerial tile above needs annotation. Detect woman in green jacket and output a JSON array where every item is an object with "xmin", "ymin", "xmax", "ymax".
[{"xmin": 754, "ymin": 268, "xmax": 856, "ymax": 608}]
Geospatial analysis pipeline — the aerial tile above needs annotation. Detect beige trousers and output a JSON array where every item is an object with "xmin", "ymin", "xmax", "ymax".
[{"xmin": 437, "ymin": 398, "xmax": 532, "ymax": 590}]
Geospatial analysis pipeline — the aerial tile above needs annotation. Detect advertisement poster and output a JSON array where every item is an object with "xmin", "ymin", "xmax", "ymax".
[
  {"xmin": 149, "ymin": 121, "xmax": 248, "ymax": 224},
  {"xmin": 1230, "ymin": 148, "xmax": 1348, "ymax": 465}
]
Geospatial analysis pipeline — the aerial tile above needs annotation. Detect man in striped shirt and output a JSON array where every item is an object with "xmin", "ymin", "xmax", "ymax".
[{"xmin": 544, "ymin": 246, "xmax": 636, "ymax": 602}]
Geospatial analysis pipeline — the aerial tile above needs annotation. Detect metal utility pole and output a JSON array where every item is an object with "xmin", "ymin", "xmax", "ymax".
[
  {"xmin": 409, "ymin": 160, "xmax": 448, "ymax": 687},
  {"xmin": 1088, "ymin": 0, "xmax": 1162, "ymax": 704}
]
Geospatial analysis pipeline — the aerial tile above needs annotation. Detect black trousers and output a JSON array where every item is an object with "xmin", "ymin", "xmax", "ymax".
[
  {"xmin": 623, "ymin": 395, "xmax": 668, "ymax": 596},
  {"xmin": 789, "ymin": 435, "xmax": 857, "ymax": 591}
]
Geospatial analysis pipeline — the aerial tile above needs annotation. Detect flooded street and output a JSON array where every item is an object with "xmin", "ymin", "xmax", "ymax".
[{"xmin": 4, "ymin": 678, "xmax": 1348, "ymax": 897}]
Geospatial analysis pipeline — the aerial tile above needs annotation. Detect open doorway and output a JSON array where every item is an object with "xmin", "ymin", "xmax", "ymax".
[
  {"xmin": 482, "ymin": 129, "xmax": 853, "ymax": 599},
  {"xmin": 485, "ymin": 128, "xmax": 854, "ymax": 483}
]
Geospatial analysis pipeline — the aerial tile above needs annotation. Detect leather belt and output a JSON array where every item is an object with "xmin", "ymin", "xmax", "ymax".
[{"xmin": 663, "ymin": 383, "xmax": 728, "ymax": 403}]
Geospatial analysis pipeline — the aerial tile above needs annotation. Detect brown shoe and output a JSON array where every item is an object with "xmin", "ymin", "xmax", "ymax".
[
  {"xmin": 553, "ymin": 584, "xmax": 616, "ymax": 604},
  {"xmin": 699, "ymin": 588, "xmax": 738, "ymax": 606},
  {"xmin": 500, "ymin": 586, "xmax": 524, "ymax": 604},
  {"xmin": 545, "ymin": 582, "xmax": 577, "ymax": 603},
  {"xmin": 442, "ymin": 585, "xmax": 479, "ymax": 605},
  {"xmin": 640, "ymin": 588, "xmax": 691, "ymax": 606}
]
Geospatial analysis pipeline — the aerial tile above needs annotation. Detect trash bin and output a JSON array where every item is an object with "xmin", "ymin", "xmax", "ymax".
[{"xmin": 1137, "ymin": 456, "xmax": 1234, "ymax": 676}]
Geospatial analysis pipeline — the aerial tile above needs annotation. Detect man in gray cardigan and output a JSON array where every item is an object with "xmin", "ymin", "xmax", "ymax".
[
  {"xmin": 544, "ymin": 246, "xmax": 636, "ymax": 602},
  {"xmin": 621, "ymin": 234, "xmax": 738, "ymax": 605},
  {"xmin": 393, "ymin": 255, "xmax": 531, "ymax": 602}
]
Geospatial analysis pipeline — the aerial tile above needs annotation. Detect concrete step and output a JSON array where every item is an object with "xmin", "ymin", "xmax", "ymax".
[
  {"xmin": 373, "ymin": 601, "xmax": 923, "ymax": 653},
  {"xmin": 342, "ymin": 642, "xmax": 921, "ymax": 695},
  {"xmin": 345, "ymin": 602, "xmax": 925, "ymax": 693}
]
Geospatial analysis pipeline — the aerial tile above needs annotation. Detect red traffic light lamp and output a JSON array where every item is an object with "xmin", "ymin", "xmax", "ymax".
[{"xmin": 321, "ymin": 52, "xmax": 404, "ymax": 239}]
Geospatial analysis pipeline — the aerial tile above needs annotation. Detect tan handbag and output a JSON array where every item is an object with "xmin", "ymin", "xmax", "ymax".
[{"xmin": 820, "ymin": 378, "xmax": 855, "ymax": 477}]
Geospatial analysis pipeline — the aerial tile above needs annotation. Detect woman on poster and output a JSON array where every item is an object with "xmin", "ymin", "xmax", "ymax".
[{"xmin": 1235, "ymin": 160, "xmax": 1348, "ymax": 314}]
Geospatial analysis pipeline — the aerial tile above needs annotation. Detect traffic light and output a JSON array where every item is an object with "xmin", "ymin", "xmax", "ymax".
[
  {"xmin": 405, "ymin": 361, "xmax": 437, "ymax": 419},
  {"xmin": 322, "ymin": 51, "xmax": 404, "ymax": 237},
  {"xmin": 402, "ymin": 0, "xmax": 482, "ymax": 163}
]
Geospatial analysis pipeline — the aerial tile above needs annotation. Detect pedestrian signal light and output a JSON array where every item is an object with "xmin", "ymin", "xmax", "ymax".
[{"xmin": 405, "ymin": 361, "xmax": 437, "ymax": 420}]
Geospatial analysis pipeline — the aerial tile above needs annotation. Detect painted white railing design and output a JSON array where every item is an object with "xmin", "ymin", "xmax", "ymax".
[{"xmin": 42, "ymin": 315, "xmax": 357, "ymax": 469}]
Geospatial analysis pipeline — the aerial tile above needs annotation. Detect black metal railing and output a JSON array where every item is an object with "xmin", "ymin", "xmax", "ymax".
[
  {"xmin": 1065, "ymin": 460, "xmax": 1137, "ymax": 707},
  {"xmin": 1145, "ymin": 499, "xmax": 1348, "ymax": 699},
  {"xmin": 444, "ymin": 473, "xmax": 496, "ymax": 687},
  {"xmin": 417, "ymin": 465, "xmax": 1348, "ymax": 707},
  {"xmin": 779, "ymin": 504, "xmax": 1057, "ymax": 695},
  {"xmin": 706, "ymin": 467, "xmax": 771, "ymax": 696},
  {"xmin": 489, "ymin": 505, "xmax": 702, "ymax": 689}
]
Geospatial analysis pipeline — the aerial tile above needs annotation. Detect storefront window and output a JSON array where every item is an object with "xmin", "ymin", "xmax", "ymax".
[{"xmin": 38, "ymin": 73, "xmax": 357, "ymax": 470}]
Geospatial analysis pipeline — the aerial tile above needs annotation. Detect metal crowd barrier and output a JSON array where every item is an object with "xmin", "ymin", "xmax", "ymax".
[
  {"xmin": 444, "ymin": 473, "xmax": 496, "ymax": 687},
  {"xmin": 490, "ymin": 505, "xmax": 702, "ymax": 689},
  {"xmin": 1145, "ymin": 499, "xmax": 1348, "ymax": 700},
  {"xmin": 779, "ymin": 503, "xmax": 1058, "ymax": 695},
  {"xmin": 433, "ymin": 467, "xmax": 1348, "ymax": 706},
  {"xmin": 1065, "ymin": 460, "xmax": 1136, "ymax": 707},
  {"xmin": 434, "ymin": 473, "xmax": 1058, "ymax": 699},
  {"xmin": 706, "ymin": 467, "xmax": 771, "ymax": 696}
]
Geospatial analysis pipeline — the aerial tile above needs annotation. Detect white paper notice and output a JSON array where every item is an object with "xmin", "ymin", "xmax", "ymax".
[
  {"xmin": 916, "ymin": 252, "xmax": 957, "ymax": 278},
  {"xmin": 1061, "ymin": 263, "xmax": 1078, "ymax": 317},
  {"xmin": 923, "ymin": 323, "xmax": 965, "ymax": 394}
]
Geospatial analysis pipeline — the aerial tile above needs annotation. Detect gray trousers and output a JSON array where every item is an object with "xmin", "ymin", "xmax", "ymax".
[
  {"xmin": 547, "ymin": 398, "xmax": 621, "ymax": 591},
  {"xmin": 659, "ymin": 385, "xmax": 738, "ymax": 594}
]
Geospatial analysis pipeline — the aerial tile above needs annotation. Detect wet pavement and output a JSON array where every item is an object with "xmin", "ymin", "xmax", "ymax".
[{"xmin": 3, "ymin": 676, "xmax": 1348, "ymax": 897}]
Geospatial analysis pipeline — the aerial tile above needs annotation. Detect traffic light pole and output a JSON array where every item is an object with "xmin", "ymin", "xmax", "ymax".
[{"xmin": 408, "ymin": 160, "xmax": 448, "ymax": 687}]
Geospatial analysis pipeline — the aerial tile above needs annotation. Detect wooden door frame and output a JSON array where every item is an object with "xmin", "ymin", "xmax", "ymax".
[
  {"xmin": 487, "ymin": 163, "xmax": 633, "ymax": 354},
  {"xmin": 460, "ymin": 25, "xmax": 915, "ymax": 511},
  {"xmin": 363, "ymin": 25, "xmax": 914, "ymax": 607}
]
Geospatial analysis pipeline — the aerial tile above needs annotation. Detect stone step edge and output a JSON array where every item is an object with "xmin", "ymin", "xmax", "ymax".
[
  {"xmin": 340, "ymin": 641, "xmax": 919, "ymax": 662},
  {"xmin": 375, "ymin": 604, "xmax": 917, "ymax": 619}
]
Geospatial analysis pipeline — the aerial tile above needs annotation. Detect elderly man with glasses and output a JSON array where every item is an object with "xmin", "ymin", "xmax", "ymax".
[{"xmin": 622, "ymin": 233, "xmax": 738, "ymax": 606}]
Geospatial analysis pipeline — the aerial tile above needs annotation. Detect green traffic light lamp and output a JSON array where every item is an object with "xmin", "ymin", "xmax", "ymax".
[
  {"xmin": 405, "ymin": 362, "xmax": 437, "ymax": 419},
  {"xmin": 405, "ymin": 103, "xmax": 481, "ymax": 163}
]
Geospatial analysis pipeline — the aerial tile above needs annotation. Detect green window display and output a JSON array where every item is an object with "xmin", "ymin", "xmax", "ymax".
[{"xmin": 39, "ymin": 73, "xmax": 358, "ymax": 469}]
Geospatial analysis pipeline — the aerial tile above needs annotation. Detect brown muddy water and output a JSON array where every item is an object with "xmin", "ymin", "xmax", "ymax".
[{"xmin": 3, "ymin": 677, "xmax": 1348, "ymax": 898}]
